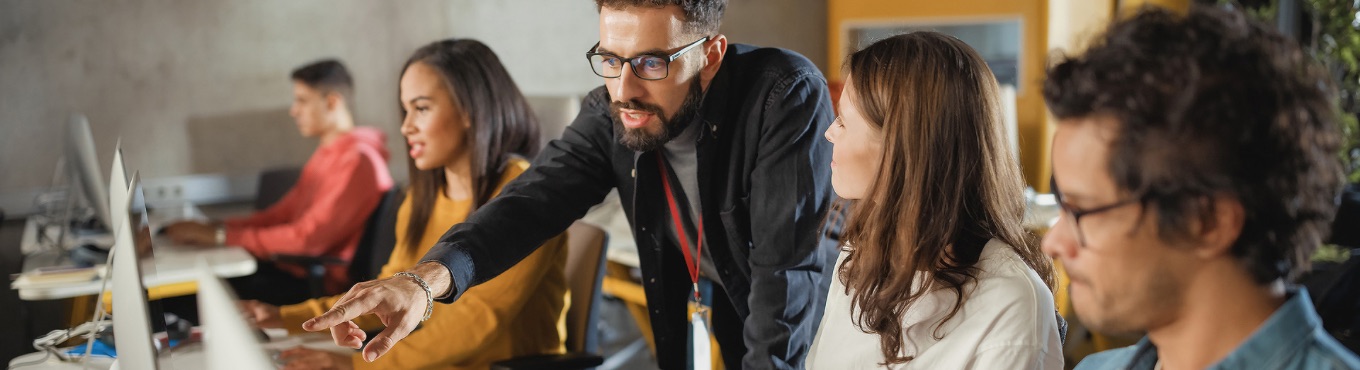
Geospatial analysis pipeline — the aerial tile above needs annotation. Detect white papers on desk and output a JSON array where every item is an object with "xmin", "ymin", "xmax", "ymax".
[{"xmin": 11, "ymin": 265, "xmax": 106, "ymax": 288}]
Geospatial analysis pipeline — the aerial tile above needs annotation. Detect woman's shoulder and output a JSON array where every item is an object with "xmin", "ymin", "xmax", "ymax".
[
  {"xmin": 494, "ymin": 156, "xmax": 532, "ymax": 190},
  {"xmin": 503, "ymin": 156, "xmax": 531, "ymax": 177},
  {"xmin": 952, "ymin": 240, "xmax": 1061, "ymax": 357},
  {"xmin": 969, "ymin": 240, "xmax": 1054, "ymax": 310}
]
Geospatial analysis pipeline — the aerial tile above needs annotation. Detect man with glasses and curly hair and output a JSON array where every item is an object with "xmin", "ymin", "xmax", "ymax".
[
  {"xmin": 303, "ymin": 1, "xmax": 839, "ymax": 369},
  {"xmin": 1043, "ymin": 5, "xmax": 1360, "ymax": 370}
]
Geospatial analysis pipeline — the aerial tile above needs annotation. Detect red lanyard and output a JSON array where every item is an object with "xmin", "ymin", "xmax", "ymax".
[{"xmin": 656, "ymin": 154, "xmax": 703, "ymax": 301}]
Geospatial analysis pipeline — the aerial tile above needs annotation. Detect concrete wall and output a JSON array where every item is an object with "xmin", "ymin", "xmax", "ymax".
[
  {"xmin": 0, "ymin": 0, "xmax": 449, "ymax": 212},
  {"xmin": 444, "ymin": 0, "xmax": 828, "ymax": 96},
  {"xmin": 0, "ymin": 0, "xmax": 827, "ymax": 214}
]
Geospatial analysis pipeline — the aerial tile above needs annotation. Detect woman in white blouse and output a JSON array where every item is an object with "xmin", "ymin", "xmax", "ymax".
[{"xmin": 809, "ymin": 31, "xmax": 1063, "ymax": 369}]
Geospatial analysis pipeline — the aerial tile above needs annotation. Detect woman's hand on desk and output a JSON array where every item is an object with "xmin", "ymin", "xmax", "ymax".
[
  {"xmin": 280, "ymin": 346, "xmax": 352, "ymax": 370},
  {"xmin": 161, "ymin": 221, "xmax": 217, "ymax": 245},
  {"xmin": 302, "ymin": 262, "xmax": 453, "ymax": 363},
  {"xmin": 241, "ymin": 300, "xmax": 283, "ymax": 329}
]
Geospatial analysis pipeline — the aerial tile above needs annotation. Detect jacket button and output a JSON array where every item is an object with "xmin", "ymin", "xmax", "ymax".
[{"xmin": 631, "ymin": 169, "xmax": 636, "ymax": 178}]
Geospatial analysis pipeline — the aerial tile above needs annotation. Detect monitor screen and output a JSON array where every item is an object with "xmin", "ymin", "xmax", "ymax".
[{"xmin": 68, "ymin": 114, "xmax": 112, "ymax": 232}]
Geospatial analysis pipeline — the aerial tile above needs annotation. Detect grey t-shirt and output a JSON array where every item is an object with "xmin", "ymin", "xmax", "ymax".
[{"xmin": 661, "ymin": 121, "xmax": 724, "ymax": 289}]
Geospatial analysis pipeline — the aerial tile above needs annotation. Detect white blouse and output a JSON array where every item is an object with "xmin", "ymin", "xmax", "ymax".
[{"xmin": 807, "ymin": 239, "xmax": 1063, "ymax": 369}]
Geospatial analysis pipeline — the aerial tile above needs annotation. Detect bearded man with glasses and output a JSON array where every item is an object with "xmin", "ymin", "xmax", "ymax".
[{"xmin": 302, "ymin": 1, "xmax": 840, "ymax": 369}]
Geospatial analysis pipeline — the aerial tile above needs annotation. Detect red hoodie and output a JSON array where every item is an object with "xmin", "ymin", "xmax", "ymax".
[{"xmin": 224, "ymin": 126, "xmax": 393, "ymax": 294}]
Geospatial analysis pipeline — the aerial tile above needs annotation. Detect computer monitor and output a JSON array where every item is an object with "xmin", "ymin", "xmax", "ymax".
[
  {"xmin": 108, "ymin": 174, "xmax": 172, "ymax": 369},
  {"xmin": 108, "ymin": 145, "xmax": 128, "ymax": 233},
  {"xmin": 67, "ymin": 114, "xmax": 112, "ymax": 233},
  {"xmin": 196, "ymin": 262, "xmax": 274, "ymax": 370},
  {"xmin": 109, "ymin": 174, "xmax": 158, "ymax": 369}
]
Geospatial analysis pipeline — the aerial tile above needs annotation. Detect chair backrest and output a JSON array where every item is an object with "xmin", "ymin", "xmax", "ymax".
[
  {"xmin": 254, "ymin": 166, "xmax": 302, "ymax": 210},
  {"xmin": 1329, "ymin": 183, "xmax": 1360, "ymax": 247},
  {"xmin": 349, "ymin": 186, "xmax": 403, "ymax": 283},
  {"xmin": 563, "ymin": 221, "xmax": 609, "ymax": 354}
]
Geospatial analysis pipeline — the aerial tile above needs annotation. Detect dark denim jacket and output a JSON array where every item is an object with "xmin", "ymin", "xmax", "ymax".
[
  {"xmin": 1075, "ymin": 288, "xmax": 1360, "ymax": 370},
  {"xmin": 423, "ymin": 43, "xmax": 839, "ymax": 370}
]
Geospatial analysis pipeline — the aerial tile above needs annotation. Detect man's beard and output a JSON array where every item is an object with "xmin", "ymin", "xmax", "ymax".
[{"xmin": 612, "ymin": 78, "xmax": 704, "ymax": 152}]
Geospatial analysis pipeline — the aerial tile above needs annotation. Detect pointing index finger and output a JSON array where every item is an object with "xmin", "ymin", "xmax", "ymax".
[{"xmin": 303, "ymin": 294, "xmax": 372, "ymax": 332}]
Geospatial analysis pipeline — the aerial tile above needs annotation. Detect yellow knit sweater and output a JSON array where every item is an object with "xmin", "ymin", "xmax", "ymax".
[{"xmin": 279, "ymin": 158, "xmax": 569, "ymax": 369}]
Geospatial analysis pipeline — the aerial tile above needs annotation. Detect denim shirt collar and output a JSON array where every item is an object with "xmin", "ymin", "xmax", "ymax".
[{"xmin": 1124, "ymin": 288, "xmax": 1321, "ymax": 369}]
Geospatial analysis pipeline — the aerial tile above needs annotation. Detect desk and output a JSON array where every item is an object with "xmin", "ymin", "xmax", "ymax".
[
  {"xmin": 7, "ymin": 332, "xmax": 352, "ymax": 369},
  {"xmin": 14, "ymin": 242, "xmax": 256, "ymax": 301},
  {"xmin": 13, "ymin": 218, "xmax": 257, "ymax": 301},
  {"xmin": 17, "ymin": 215, "xmax": 113, "ymax": 256}
]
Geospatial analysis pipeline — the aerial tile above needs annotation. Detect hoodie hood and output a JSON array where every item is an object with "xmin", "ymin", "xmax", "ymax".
[{"xmin": 326, "ymin": 126, "xmax": 390, "ymax": 162}]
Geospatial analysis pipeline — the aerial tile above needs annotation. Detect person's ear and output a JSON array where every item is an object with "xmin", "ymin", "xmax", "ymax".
[
  {"xmin": 698, "ymin": 34, "xmax": 728, "ymax": 88},
  {"xmin": 1193, "ymin": 194, "xmax": 1245, "ymax": 258},
  {"xmin": 325, "ymin": 92, "xmax": 344, "ymax": 112}
]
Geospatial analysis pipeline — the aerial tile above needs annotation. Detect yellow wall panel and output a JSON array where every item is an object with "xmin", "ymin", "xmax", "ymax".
[{"xmin": 828, "ymin": 0, "xmax": 1051, "ymax": 188}]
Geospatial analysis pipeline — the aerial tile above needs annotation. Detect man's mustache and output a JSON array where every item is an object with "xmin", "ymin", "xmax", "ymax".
[{"xmin": 610, "ymin": 100, "xmax": 665, "ymax": 120}]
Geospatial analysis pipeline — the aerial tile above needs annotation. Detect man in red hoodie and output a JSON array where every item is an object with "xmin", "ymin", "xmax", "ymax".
[{"xmin": 164, "ymin": 59, "xmax": 393, "ymax": 305}]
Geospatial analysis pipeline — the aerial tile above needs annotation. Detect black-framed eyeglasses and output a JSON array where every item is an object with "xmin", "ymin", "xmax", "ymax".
[
  {"xmin": 585, "ymin": 37, "xmax": 709, "ymax": 80},
  {"xmin": 1050, "ymin": 176, "xmax": 1142, "ymax": 248}
]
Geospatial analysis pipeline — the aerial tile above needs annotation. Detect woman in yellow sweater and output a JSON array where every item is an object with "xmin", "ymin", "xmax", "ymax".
[{"xmin": 243, "ymin": 39, "xmax": 569, "ymax": 370}]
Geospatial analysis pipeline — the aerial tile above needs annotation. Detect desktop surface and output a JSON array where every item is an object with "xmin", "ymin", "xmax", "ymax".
[
  {"xmin": 7, "ymin": 332, "xmax": 353, "ymax": 370},
  {"xmin": 13, "ymin": 236, "xmax": 255, "ymax": 301}
]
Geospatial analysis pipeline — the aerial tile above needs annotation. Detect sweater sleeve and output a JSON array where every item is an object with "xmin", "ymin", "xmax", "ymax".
[
  {"xmin": 352, "ymin": 234, "xmax": 569, "ymax": 370},
  {"xmin": 225, "ymin": 151, "xmax": 385, "ymax": 258}
]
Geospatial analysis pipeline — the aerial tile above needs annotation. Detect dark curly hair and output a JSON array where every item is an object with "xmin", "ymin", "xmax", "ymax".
[
  {"xmin": 594, "ymin": 0, "xmax": 726, "ymax": 36},
  {"xmin": 1043, "ymin": 5, "xmax": 1344, "ymax": 284}
]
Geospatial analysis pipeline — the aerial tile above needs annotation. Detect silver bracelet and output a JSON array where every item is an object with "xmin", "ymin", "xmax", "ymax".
[{"xmin": 394, "ymin": 272, "xmax": 433, "ymax": 322}]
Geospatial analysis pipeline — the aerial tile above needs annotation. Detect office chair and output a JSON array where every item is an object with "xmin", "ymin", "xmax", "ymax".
[
  {"xmin": 491, "ymin": 221, "xmax": 609, "ymax": 370},
  {"xmin": 271, "ymin": 185, "xmax": 402, "ymax": 297},
  {"xmin": 254, "ymin": 166, "xmax": 302, "ymax": 210},
  {"xmin": 1311, "ymin": 183, "xmax": 1360, "ymax": 353}
]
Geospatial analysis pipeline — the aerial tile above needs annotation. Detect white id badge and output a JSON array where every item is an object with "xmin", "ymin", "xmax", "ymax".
[{"xmin": 689, "ymin": 304, "xmax": 712, "ymax": 370}]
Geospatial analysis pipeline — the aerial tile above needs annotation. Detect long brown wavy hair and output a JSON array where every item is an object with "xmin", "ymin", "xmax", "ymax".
[
  {"xmin": 400, "ymin": 39, "xmax": 540, "ymax": 248},
  {"xmin": 837, "ymin": 32, "xmax": 1055, "ymax": 364}
]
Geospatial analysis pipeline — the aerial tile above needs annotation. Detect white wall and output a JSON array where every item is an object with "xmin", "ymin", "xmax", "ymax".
[
  {"xmin": 0, "ymin": 0, "xmax": 827, "ymax": 214},
  {"xmin": 723, "ymin": 0, "xmax": 828, "ymax": 72}
]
